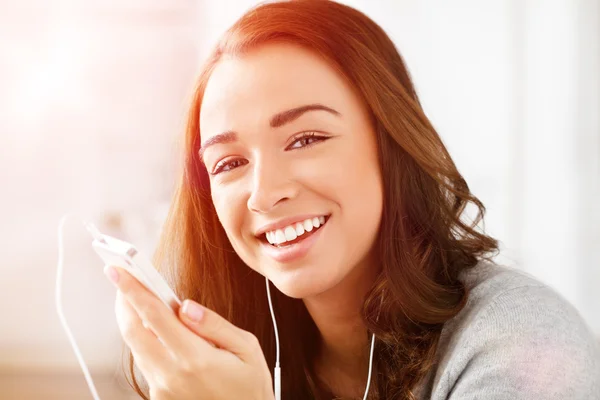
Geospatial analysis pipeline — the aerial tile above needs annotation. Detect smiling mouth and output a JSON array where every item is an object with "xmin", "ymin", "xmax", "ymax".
[{"xmin": 261, "ymin": 215, "xmax": 329, "ymax": 248}]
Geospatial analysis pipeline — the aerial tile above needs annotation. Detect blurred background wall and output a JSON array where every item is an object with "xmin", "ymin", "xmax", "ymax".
[{"xmin": 0, "ymin": 0, "xmax": 598, "ymax": 398}]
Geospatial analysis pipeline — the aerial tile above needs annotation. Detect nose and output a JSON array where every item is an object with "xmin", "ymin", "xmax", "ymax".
[{"xmin": 247, "ymin": 156, "xmax": 298, "ymax": 214}]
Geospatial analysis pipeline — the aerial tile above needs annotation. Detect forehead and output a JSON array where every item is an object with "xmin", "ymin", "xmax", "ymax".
[{"xmin": 199, "ymin": 43, "xmax": 355, "ymax": 139}]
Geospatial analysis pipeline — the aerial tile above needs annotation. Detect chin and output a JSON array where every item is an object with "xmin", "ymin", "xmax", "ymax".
[
  {"xmin": 274, "ymin": 283, "xmax": 324, "ymax": 300},
  {"xmin": 268, "ymin": 264, "xmax": 341, "ymax": 300}
]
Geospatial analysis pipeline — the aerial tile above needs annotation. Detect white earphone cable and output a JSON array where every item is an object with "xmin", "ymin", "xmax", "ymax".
[
  {"xmin": 55, "ymin": 213, "xmax": 102, "ymax": 400},
  {"xmin": 362, "ymin": 332, "xmax": 376, "ymax": 400},
  {"xmin": 265, "ymin": 277, "xmax": 281, "ymax": 400}
]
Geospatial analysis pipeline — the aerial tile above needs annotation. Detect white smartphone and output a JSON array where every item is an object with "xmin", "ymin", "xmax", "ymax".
[{"xmin": 85, "ymin": 222, "xmax": 181, "ymax": 312}]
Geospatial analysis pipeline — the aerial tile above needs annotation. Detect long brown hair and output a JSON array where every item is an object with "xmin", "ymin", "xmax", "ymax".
[{"xmin": 125, "ymin": 1, "xmax": 499, "ymax": 398}]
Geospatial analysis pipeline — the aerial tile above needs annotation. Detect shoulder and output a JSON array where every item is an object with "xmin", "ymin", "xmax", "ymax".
[{"xmin": 419, "ymin": 260, "xmax": 600, "ymax": 400}]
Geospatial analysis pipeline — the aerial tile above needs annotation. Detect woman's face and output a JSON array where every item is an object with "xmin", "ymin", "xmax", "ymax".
[{"xmin": 199, "ymin": 43, "xmax": 383, "ymax": 299}]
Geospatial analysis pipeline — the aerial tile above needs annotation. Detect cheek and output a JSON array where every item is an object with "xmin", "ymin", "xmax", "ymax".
[
  {"xmin": 319, "ymin": 140, "xmax": 382, "ymax": 209},
  {"xmin": 344, "ymin": 160, "xmax": 383, "ymax": 232},
  {"xmin": 211, "ymin": 188, "xmax": 246, "ymax": 246},
  {"xmin": 327, "ymin": 144, "xmax": 383, "ymax": 255},
  {"xmin": 211, "ymin": 185, "xmax": 265, "ymax": 273}
]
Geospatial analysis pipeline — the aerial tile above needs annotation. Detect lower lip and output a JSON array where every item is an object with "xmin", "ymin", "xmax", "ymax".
[{"xmin": 260, "ymin": 220, "xmax": 328, "ymax": 263}]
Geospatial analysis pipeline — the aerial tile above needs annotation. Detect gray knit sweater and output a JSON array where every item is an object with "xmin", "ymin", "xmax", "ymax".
[{"xmin": 412, "ymin": 260, "xmax": 600, "ymax": 399}]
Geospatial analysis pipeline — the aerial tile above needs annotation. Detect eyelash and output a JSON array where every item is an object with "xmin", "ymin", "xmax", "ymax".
[{"xmin": 211, "ymin": 132, "xmax": 328, "ymax": 175}]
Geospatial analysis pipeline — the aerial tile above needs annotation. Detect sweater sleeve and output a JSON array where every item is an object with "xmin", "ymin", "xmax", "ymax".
[{"xmin": 445, "ymin": 284, "xmax": 600, "ymax": 400}]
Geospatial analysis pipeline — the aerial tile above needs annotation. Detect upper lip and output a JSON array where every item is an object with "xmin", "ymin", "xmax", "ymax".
[{"xmin": 254, "ymin": 214, "xmax": 329, "ymax": 237}]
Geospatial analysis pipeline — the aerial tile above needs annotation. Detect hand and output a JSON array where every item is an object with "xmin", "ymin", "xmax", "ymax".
[{"xmin": 104, "ymin": 265, "xmax": 275, "ymax": 400}]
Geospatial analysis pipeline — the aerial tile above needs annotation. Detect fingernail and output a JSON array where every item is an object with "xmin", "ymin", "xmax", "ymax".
[
  {"xmin": 182, "ymin": 301, "xmax": 204, "ymax": 322},
  {"xmin": 104, "ymin": 265, "xmax": 119, "ymax": 284}
]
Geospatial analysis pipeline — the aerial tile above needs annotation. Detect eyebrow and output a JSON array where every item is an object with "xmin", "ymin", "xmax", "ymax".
[{"xmin": 198, "ymin": 103, "xmax": 340, "ymax": 162}]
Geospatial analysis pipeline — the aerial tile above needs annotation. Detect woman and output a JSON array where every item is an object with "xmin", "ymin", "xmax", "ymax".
[{"xmin": 104, "ymin": 1, "xmax": 600, "ymax": 399}]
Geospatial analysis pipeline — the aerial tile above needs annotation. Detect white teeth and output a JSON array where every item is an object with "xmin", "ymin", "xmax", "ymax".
[
  {"xmin": 275, "ymin": 230, "xmax": 286, "ymax": 245},
  {"xmin": 295, "ymin": 222, "xmax": 305, "ymax": 236},
  {"xmin": 303, "ymin": 219, "xmax": 313, "ymax": 232},
  {"xmin": 284, "ymin": 226, "xmax": 297, "ymax": 241},
  {"xmin": 264, "ymin": 215, "xmax": 328, "ymax": 246}
]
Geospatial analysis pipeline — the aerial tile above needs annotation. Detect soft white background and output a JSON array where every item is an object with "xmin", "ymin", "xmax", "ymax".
[{"xmin": 0, "ymin": 0, "xmax": 598, "ymax": 387}]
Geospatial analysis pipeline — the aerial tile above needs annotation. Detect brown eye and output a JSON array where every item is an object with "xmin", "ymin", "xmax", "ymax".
[
  {"xmin": 212, "ymin": 158, "xmax": 247, "ymax": 175},
  {"xmin": 287, "ymin": 132, "xmax": 328, "ymax": 150}
]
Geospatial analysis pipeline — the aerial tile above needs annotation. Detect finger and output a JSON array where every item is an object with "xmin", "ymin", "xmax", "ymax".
[
  {"xmin": 106, "ymin": 265, "xmax": 194, "ymax": 356},
  {"xmin": 179, "ymin": 299, "xmax": 260, "ymax": 362},
  {"xmin": 115, "ymin": 289, "xmax": 173, "ymax": 371}
]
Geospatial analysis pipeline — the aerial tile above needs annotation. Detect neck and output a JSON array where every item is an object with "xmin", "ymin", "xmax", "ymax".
[{"xmin": 302, "ymin": 257, "xmax": 380, "ymax": 389}]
